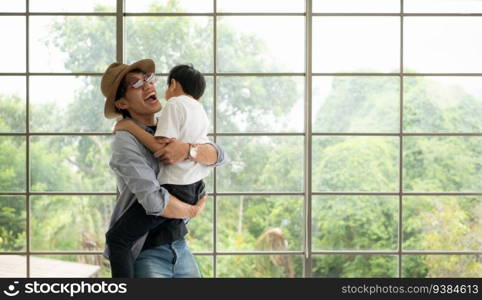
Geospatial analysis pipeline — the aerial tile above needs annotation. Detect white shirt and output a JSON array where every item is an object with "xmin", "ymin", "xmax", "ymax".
[{"xmin": 155, "ymin": 95, "xmax": 212, "ymax": 185}]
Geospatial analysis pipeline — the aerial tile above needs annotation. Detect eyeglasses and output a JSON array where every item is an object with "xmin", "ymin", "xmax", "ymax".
[{"xmin": 128, "ymin": 72, "xmax": 156, "ymax": 89}]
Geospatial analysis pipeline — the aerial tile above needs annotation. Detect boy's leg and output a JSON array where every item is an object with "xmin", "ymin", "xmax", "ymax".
[
  {"xmin": 195, "ymin": 180, "xmax": 206, "ymax": 201},
  {"xmin": 162, "ymin": 180, "xmax": 205, "ymax": 205},
  {"xmin": 106, "ymin": 200, "xmax": 167, "ymax": 278}
]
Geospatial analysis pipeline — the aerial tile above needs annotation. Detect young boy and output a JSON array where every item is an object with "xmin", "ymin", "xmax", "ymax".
[{"xmin": 107, "ymin": 64, "xmax": 215, "ymax": 277}]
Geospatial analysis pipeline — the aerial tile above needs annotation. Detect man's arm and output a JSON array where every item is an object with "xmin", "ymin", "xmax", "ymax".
[
  {"xmin": 161, "ymin": 193, "xmax": 206, "ymax": 219},
  {"xmin": 115, "ymin": 119, "xmax": 167, "ymax": 153},
  {"xmin": 154, "ymin": 139, "xmax": 226, "ymax": 166},
  {"xmin": 110, "ymin": 131, "xmax": 203, "ymax": 218}
]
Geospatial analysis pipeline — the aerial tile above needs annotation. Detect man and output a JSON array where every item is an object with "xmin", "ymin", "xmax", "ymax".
[{"xmin": 101, "ymin": 59, "xmax": 225, "ymax": 277}]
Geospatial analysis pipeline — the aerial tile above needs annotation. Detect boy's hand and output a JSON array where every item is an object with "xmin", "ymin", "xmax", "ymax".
[
  {"xmin": 154, "ymin": 138, "xmax": 189, "ymax": 165},
  {"xmin": 152, "ymin": 137, "xmax": 174, "ymax": 158},
  {"xmin": 113, "ymin": 119, "xmax": 134, "ymax": 133}
]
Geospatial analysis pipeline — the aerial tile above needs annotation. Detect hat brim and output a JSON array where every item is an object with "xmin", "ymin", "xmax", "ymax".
[{"xmin": 104, "ymin": 59, "xmax": 155, "ymax": 119}]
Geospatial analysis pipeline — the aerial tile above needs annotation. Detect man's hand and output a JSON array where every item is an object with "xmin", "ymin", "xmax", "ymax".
[
  {"xmin": 160, "ymin": 192, "xmax": 208, "ymax": 219},
  {"xmin": 153, "ymin": 138, "xmax": 189, "ymax": 164},
  {"xmin": 113, "ymin": 119, "xmax": 134, "ymax": 133},
  {"xmin": 191, "ymin": 193, "xmax": 207, "ymax": 218}
]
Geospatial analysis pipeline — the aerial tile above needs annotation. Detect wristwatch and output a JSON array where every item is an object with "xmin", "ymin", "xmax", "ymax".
[{"xmin": 188, "ymin": 143, "xmax": 199, "ymax": 160}]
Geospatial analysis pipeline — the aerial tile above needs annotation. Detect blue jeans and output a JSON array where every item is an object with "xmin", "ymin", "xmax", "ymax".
[{"xmin": 134, "ymin": 238, "xmax": 201, "ymax": 278}]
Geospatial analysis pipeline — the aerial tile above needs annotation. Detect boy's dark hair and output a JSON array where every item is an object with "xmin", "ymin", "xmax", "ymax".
[
  {"xmin": 114, "ymin": 68, "xmax": 145, "ymax": 118},
  {"xmin": 167, "ymin": 64, "xmax": 205, "ymax": 99}
]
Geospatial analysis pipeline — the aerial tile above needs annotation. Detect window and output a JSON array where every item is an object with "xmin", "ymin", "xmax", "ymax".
[{"xmin": 0, "ymin": 0, "xmax": 481, "ymax": 278}]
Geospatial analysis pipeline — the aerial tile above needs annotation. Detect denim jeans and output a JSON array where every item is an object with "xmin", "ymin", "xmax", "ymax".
[{"xmin": 134, "ymin": 238, "xmax": 201, "ymax": 278}]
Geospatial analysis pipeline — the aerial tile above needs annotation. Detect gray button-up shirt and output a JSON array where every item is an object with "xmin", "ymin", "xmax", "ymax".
[{"xmin": 103, "ymin": 119, "xmax": 226, "ymax": 261}]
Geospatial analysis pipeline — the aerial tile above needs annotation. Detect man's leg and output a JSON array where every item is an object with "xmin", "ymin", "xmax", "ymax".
[
  {"xmin": 133, "ymin": 244, "xmax": 175, "ymax": 278},
  {"xmin": 106, "ymin": 201, "xmax": 167, "ymax": 278},
  {"xmin": 171, "ymin": 238, "xmax": 201, "ymax": 278}
]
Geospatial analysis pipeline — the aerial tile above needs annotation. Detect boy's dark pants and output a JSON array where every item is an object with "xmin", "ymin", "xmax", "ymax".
[{"xmin": 106, "ymin": 180, "xmax": 205, "ymax": 278}]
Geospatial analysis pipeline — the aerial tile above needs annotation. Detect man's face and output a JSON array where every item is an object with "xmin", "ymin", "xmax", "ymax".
[{"xmin": 117, "ymin": 72, "xmax": 161, "ymax": 117}]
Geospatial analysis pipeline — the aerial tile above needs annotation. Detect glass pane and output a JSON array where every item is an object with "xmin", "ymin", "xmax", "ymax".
[
  {"xmin": 313, "ymin": 255, "xmax": 398, "ymax": 277},
  {"xmin": 30, "ymin": 136, "xmax": 115, "ymax": 192},
  {"xmin": 405, "ymin": 0, "xmax": 482, "ymax": 13},
  {"xmin": 403, "ymin": 255, "xmax": 482, "ymax": 278},
  {"xmin": 30, "ymin": 0, "xmax": 115, "ymax": 12},
  {"xmin": 0, "ymin": 137, "xmax": 26, "ymax": 192},
  {"xmin": 31, "ymin": 255, "xmax": 108, "ymax": 278},
  {"xmin": 404, "ymin": 77, "xmax": 482, "ymax": 133},
  {"xmin": 218, "ymin": 0, "xmax": 304, "ymax": 12},
  {"xmin": 30, "ymin": 16, "xmax": 116, "ymax": 72},
  {"xmin": 313, "ymin": 17, "xmax": 399, "ymax": 73},
  {"xmin": 0, "ymin": 1, "xmax": 25, "ymax": 12},
  {"xmin": 126, "ymin": 0, "xmax": 212, "ymax": 13},
  {"xmin": 216, "ymin": 255, "xmax": 303, "ymax": 278},
  {"xmin": 403, "ymin": 196, "xmax": 482, "ymax": 251},
  {"xmin": 195, "ymin": 256, "xmax": 213, "ymax": 278},
  {"xmin": 313, "ymin": 76, "xmax": 400, "ymax": 133},
  {"xmin": 0, "ymin": 255, "xmax": 26, "ymax": 278},
  {"xmin": 403, "ymin": 137, "xmax": 482, "ymax": 192},
  {"xmin": 217, "ymin": 196, "xmax": 303, "ymax": 251},
  {"xmin": 0, "ymin": 77, "xmax": 26, "ymax": 133},
  {"xmin": 0, "ymin": 17, "xmax": 26, "ymax": 72},
  {"xmin": 126, "ymin": 17, "xmax": 213, "ymax": 73},
  {"xmin": 312, "ymin": 137, "xmax": 399, "ymax": 192},
  {"xmin": 217, "ymin": 136, "xmax": 304, "ymax": 192},
  {"xmin": 203, "ymin": 77, "xmax": 214, "ymax": 133},
  {"xmin": 30, "ymin": 76, "xmax": 114, "ymax": 133},
  {"xmin": 218, "ymin": 17, "xmax": 304, "ymax": 73},
  {"xmin": 313, "ymin": 196, "xmax": 398, "ymax": 250},
  {"xmin": 217, "ymin": 77, "xmax": 304, "ymax": 133},
  {"xmin": 0, "ymin": 196, "xmax": 26, "ymax": 251},
  {"xmin": 405, "ymin": 17, "xmax": 482, "ymax": 73},
  {"xmin": 186, "ymin": 197, "xmax": 213, "ymax": 252},
  {"xmin": 314, "ymin": 0, "xmax": 399, "ymax": 12},
  {"xmin": 31, "ymin": 196, "xmax": 115, "ymax": 251}
]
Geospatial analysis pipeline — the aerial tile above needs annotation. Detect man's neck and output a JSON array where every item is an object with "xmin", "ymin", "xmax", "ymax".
[{"xmin": 129, "ymin": 113, "xmax": 156, "ymax": 127}]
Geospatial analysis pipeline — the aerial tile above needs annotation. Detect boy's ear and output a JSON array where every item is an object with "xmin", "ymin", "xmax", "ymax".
[
  {"xmin": 172, "ymin": 79, "xmax": 184, "ymax": 93},
  {"xmin": 114, "ymin": 98, "xmax": 129, "ymax": 110},
  {"xmin": 169, "ymin": 79, "xmax": 177, "ymax": 91}
]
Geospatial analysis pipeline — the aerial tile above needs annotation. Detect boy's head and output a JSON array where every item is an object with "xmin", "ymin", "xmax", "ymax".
[{"xmin": 165, "ymin": 64, "xmax": 205, "ymax": 100}]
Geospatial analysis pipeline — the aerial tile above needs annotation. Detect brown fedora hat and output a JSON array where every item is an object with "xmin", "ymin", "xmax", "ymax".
[{"xmin": 101, "ymin": 59, "xmax": 155, "ymax": 119}]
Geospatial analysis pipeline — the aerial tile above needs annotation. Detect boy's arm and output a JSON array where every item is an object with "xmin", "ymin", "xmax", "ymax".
[{"xmin": 115, "ymin": 119, "xmax": 167, "ymax": 153}]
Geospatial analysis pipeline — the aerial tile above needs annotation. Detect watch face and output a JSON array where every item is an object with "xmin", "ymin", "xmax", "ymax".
[{"xmin": 190, "ymin": 145, "xmax": 198, "ymax": 158}]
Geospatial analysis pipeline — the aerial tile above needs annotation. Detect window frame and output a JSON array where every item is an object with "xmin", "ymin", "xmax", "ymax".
[{"xmin": 0, "ymin": 0, "xmax": 482, "ymax": 278}]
